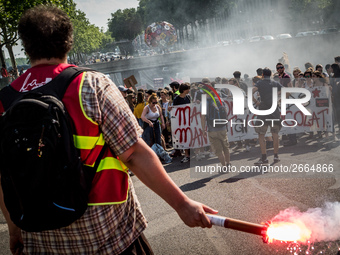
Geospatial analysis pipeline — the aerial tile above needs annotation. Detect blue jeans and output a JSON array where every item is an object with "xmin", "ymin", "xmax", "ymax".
[
  {"xmin": 142, "ymin": 120, "xmax": 162, "ymax": 147},
  {"xmin": 137, "ymin": 118, "xmax": 144, "ymax": 128}
]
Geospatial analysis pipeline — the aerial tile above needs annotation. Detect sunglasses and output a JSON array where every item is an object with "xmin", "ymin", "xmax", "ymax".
[
  {"xmin": 304, "ymin": 76, "xmax": 311, "ymax": 78},
  {"xmin": 277, "ymin": 66, "xmax": 284, "ymax": 70},
  {"xmin": 151, "ymin": 102, "xmax": 157, "ymax": 105}
]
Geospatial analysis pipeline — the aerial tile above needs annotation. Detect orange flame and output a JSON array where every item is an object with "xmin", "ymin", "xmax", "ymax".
[{"xmin": 266, "ymin": 221, "xmax": 311, "ymax": 243}]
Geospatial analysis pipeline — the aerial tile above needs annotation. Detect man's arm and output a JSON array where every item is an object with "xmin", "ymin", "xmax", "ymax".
[
  {"xmin": 84, "ymin": 72, "xmax": 218, "ymax": 227},
  {"xmin": 118, "ymin": 138, "xmax": 218, "ymax": 228}
]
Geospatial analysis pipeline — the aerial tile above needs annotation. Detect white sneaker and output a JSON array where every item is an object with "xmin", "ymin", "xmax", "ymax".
[
  {"xmin": 245, "ymin": 145, "xmax": 250, "ymax": 152},
  {"xmin": 208, "ymin": 152, "xmax": 216, "ymax": 158},
  {"xmin": 181, "ymin": 156, "xmax": 190, "ymax": 163}
]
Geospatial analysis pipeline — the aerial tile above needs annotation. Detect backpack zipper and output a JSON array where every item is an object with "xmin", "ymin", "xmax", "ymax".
[{"xmin": 37, "ymin": 125, "xmax": 45, "ymax": 157}]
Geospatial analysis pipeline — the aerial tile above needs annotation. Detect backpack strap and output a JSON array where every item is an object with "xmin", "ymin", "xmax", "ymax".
[
  {"xmin": 37, "ymin": 67, "xmax": 94, "ymax": 99},
  {"xmin": 0, "ymin": 67, "xmax": 94, "ymax": 110},
  {"xmin": 0, "ymin": 84, "xmax": 18, "ymax": 110}
]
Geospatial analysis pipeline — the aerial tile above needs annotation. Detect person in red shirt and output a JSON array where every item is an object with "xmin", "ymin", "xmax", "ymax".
[
  {"xmin": 1, "ymin": 66, "xmax": 9, "ymax": 78},
  {"xmin": 0, "ymin": 5, "xmax": 217, "ymax": 255}
]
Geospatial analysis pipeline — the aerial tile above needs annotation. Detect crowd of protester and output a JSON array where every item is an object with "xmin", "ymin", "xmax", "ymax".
[
  {"xmin": 84, "ymin": 54, "xmax": 132, "ymax": 65},
  {"xmin": 118, "ymin": 55, "xmax": 340, "ymax": 166},
  {"xmin": 3, "ymin": 55, "xmax": 339, "ymax": 165}
]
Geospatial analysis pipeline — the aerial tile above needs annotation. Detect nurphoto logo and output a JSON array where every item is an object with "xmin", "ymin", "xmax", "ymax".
[{"xmin": 201, "ymin": 85, "xmax": 311, "ymax": 128}]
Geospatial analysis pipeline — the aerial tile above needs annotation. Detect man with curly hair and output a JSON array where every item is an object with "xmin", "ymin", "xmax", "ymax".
[{"xmin": 0, "ymin": 5, "xmax": 217, "ymax": 255}]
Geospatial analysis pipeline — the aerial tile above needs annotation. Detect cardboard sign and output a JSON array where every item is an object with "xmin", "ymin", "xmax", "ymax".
[
  {"xmin": 124, "ymin": 75, "xmax": 137, "ymax": 88},
  {"xmin": 153, "ymin": 78, "xmax": 164, "ymax": 90}
]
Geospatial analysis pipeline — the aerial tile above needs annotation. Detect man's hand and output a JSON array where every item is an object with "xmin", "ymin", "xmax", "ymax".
[
  {"xmin": 175, "ymin": 198, "xmax": 218, "ymax": 228},
  {"xmin": 119, "ymin": 139, "xmax": 218, "ymax": 229},
  {"xmin": 9, "ymin": 227, "xmax": 24, "ymax": 255}
]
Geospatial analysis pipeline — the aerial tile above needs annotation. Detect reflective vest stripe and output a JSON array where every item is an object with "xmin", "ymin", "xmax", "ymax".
[
  {"xmin": 63, "ymin": 69, "xmax": 129, "ymax": 205},
  {"xmin": 88, "ymin": 201, "xmax": 127, "ymax": 206},
  {"xmin": 74, "ymin": 134, "xmax": 128, "ymax": 171},
  {"xmin": 73, "ymin": 134, "xmax": 105, "ymax": 149},
  {"xmin": 97, "ymin": 157, "xmax": 128, "ymax": 172},
  {"xmin": 78, "ymin": 72, "xmax": 98, "ymax": 125}
]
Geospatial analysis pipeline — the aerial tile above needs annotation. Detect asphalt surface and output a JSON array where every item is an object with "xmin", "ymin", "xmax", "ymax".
[{"xmin": 1, "ymin": 134, "xmax": 340, "ymax": 255}]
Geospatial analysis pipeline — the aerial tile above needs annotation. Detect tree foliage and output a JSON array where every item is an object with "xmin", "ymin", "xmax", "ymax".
[
  {"xmin": 69, "ymin": 9, "xmax": 104, "ymax": 62},
  {"xmin": 137, "ymin": 0, "xmax": 227, "ymax": 29},
  {"xmin": 0, "ymin": 0, "xmax": 77, "ymax": 74},
  {"xmin": 107, "ymin": 8, "xmax": 142, "ymax": 55},
  {"xmin": 108, "ymin": 8, "xmax": 143, "ymax": 41},
  {"xmin": 290, "ymin": 0, "xmax": 340, "ymax": 28}
]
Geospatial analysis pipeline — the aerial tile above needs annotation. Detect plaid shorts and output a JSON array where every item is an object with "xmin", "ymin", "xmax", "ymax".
[{"xmin": 22, "ymin": 179, "xmax": 147, "ymax": 255}]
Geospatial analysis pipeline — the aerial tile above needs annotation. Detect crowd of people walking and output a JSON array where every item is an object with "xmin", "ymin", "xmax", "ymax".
[{"xmin": 119, "ymin": 55, "xmax": 340, "ymax": 167}]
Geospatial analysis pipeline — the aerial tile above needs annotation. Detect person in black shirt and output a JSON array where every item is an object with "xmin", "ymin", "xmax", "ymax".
[
  {"xmin": 233, "ymin": 71, "xmax": 248, "ymax": 93},
  {"xmin": 173, "ymin": 84, "xmax": 191, "ymax": 105},
  {"xmin": 253, "ymin": 68, "xmax": 282, "ymax": 165},
  {"xmin": 172, "ymin": 83, "xmax": 191, "ymax": 162}
]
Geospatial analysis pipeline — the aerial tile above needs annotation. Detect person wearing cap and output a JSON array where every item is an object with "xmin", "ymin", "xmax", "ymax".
[
  {"xmin": 169, "ymin": 81, "xmax": 180, "ymax": 96},
  {"xmin": 145, "ymin": 89, "xmax": 155, "ymax": 103},
  {"xmin": 118, "ymin": 85, "xmax": 129, "ymax": 98}
]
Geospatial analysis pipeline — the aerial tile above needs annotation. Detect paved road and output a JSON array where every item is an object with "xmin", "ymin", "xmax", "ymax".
[
  {"xmin": 139, "ymin": 135, "xmax": 340, "ymax": 255},
  {"xmin": 1, "ymin": 134, "xmax": 340, "ymax": 255}
]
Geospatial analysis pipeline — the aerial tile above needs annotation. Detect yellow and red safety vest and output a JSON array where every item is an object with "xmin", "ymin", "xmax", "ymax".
[{"xmin": 63, "ymin": 70, "xmax": 129, "ymax": 205}]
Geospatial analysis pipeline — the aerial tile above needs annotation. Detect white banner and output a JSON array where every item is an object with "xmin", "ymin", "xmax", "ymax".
[{"xmin": 171, "ymin": 86, "xmax": 333, "ymax": 149}]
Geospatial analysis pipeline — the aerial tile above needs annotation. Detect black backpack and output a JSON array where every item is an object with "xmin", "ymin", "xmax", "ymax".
[
  {"xmin": 207, "ymin": 98, "xmax": 227, "ymax": 130},
  {"xmin": 0, "ymin": 67, "xmax": 103, "ymax": 232}
]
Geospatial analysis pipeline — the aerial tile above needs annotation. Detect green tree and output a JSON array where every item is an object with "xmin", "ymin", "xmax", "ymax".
[
  {"xmin": 0, "ymin": 0, "xmax": 75, "ymax": 77},
  {"xmin": 108, "ymin": 8, "xmax": 142, "ymax": 56},
  {"xmin": 69, "ymin": 9, "xmax": 105, "ymax": 63},
  {"xmin": 0, "ymin": 0, "xmax": 112, "ymax": 71},
  {"xmin": 290, "ymin": 0, "xmax": 340, "ymax": 30},
  {"xmin": 100, "ymin": 31, "xmax": 115, "ymax": 53},
  {"xmin": 108, "ymin": 8, "xmax": 142, "ymax": 41}
]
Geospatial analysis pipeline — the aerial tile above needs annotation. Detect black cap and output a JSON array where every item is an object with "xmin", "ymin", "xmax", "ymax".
[
  {"xmin": 146, "ymin": 89, "xmax": 155, "ymax": 95},
  {"xmin": 169, "ymin": 81, "xmax": 180, "ymax": 88},
  {"xmin": 118, "ymin": 85, "xmax": 129, "ymax": 92}
]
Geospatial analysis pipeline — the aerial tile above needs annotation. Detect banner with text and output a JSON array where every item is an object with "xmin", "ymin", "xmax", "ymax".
[{"xmin": 171, "ymin": 86, "xmax": 333, "ymax": 149}]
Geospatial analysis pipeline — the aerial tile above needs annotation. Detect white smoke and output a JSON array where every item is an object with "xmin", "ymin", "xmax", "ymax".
[{"xmin": 271, "ymin": 202, "xmax": 340, "ymax": 242}]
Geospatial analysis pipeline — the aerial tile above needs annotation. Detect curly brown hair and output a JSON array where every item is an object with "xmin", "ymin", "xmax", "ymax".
[{"xmin": 18, "ymin": 5, "xmax": 73, "ymax": 61}]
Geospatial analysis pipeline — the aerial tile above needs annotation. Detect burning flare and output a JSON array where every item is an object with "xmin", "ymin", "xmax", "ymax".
[{"xmin": 266, "ymin": 221, "xmax": 311, "ymax": 243}]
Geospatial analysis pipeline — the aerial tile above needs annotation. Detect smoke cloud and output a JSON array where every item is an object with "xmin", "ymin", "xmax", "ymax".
[{"xmin": 271, "ymin": 202, "xmax": 340, "ymax": 242}]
